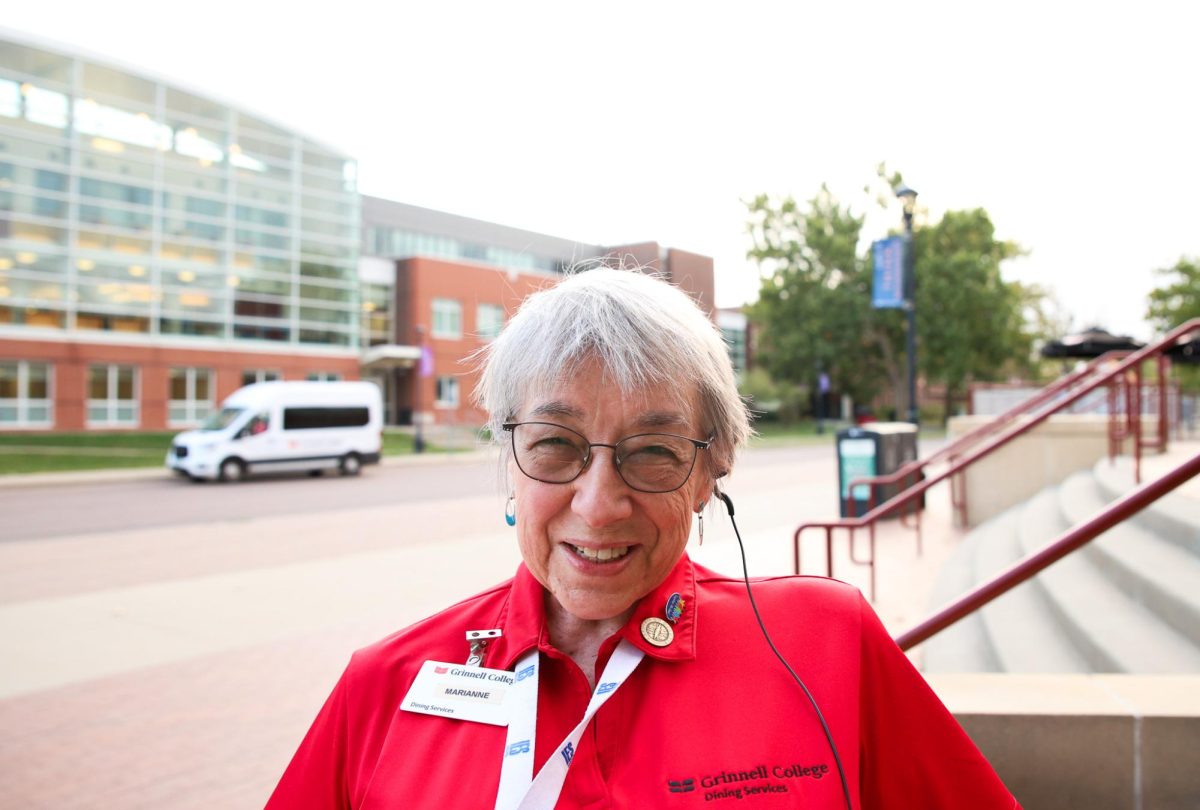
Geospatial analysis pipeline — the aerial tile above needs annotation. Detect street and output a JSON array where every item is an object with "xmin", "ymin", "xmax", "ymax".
[{"xmin": 0, "ymin": 441, "xmax": 954, "ymax": 809}]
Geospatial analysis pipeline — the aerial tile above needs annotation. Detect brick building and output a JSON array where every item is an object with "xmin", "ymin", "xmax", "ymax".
[{"xmin": 359, "ymin": 197, "xmax": 716, "ymax": 427}]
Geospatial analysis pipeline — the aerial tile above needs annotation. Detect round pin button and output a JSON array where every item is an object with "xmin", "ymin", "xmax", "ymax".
[{"xmin": 641, "ymin": 617, "xmax": 675, "ymax": 647}]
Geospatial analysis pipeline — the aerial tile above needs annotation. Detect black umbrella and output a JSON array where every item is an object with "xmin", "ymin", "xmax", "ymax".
[
  {"xmin": 1165, "ymin": 334, "xmax": 1200, "ymax": 365},
  {"xmin": 1040, "ymin": 327, "xmax": 1146, "ymax": 359}
]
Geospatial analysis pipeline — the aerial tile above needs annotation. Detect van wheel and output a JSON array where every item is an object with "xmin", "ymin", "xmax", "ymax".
[
  {"xmin": 219, "ymin": 458, "xmax": 245, "ymax": 482},
  {"xmin": 339, "ymin": 453, "xmax": 362, "ymax": 476}
]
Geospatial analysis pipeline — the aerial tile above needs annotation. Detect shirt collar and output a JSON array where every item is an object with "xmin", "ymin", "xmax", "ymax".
[{"xmin": 489, "ymin": 554, "xmax": 699, "ymax": 669}]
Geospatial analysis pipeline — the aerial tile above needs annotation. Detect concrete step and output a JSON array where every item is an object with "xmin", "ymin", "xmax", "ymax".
[
  {"xmin": 1093, "ymin": 456, "xmax": 1200, "ymax": 555},
  {"xmin": 976, "ymin": 489, "xmax": 1091, "ymax": 673},
  {"xmin": 1059, "ymin": 470, "xmax": 1200, "ymax": 647},
  {"xmin": 1011, "ymin": 474, "xmax": 1200, "ymax": 673},
  {"xmin": 922, "ymin": 516, "xmax": 1002, "ymax": 672}
]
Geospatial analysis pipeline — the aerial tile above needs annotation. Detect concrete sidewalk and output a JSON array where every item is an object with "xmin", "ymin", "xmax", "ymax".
[{"xmin": 11, "ymin": 436, "xmax": 1193, "ymax": 808}]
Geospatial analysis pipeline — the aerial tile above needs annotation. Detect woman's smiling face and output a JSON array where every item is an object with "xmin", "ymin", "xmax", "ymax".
[{"xmin": 510, "ymin": 362, "xmax": 713, "ymax": 622}]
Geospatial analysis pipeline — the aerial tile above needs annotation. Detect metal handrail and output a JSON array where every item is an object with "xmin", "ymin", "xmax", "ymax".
[
  {"xmin": 794, "ymin": 318, "xmax": 1200, "ymax": 600},
  {"xmin": 845, "ymin": 350, "xmax": 1126, "ymax": 530},
  {"xmin": 896, "ymin": 451, "xmax": 1200, "ymax": 650}
]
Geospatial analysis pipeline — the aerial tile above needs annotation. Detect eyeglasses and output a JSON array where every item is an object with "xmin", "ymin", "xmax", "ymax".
[{"xmin": 502, "ymin": 421, "xmax": 712, "ymax": 494}]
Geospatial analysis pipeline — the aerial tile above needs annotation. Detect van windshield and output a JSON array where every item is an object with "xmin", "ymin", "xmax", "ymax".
[{"xmin": 200, "ymin": 407, "xmax": 245, "ymax": 431}]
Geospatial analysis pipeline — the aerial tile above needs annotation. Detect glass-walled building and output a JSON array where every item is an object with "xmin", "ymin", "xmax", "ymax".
[
  {"xmin": 0, "ymin": 33, "xmax": 361, "ymax": 430},
  {"xmin": 0, "ymin": 32, "xmax": 720, "ymax": 433}
]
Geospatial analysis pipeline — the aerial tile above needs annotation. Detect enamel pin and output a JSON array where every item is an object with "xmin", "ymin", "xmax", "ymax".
[{"xmin": 665, "ymin": 592, "xmax": 685, "ymax": 624}]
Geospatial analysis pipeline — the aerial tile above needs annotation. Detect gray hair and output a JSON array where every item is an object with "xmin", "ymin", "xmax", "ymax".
[{"xmin": 473, "ymin": 264, "xmax": 751, "ymax": 476}]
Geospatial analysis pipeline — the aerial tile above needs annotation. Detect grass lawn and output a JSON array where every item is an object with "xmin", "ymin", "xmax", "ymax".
[
  {"xmin": 750, "ymin": 421, "xmax": 842, "ymax": 446},
  {"xmin": 0, "ymin": 432, "xmax": 173, "ymax": 475},
  {"xmin": 0, "ymin": 428, "xmax": 459, "ymax": 476},
  {"xmin": 0, "ymin": 422, "xmax": 948, "ymax": 476},
  {"xmin": 750, "ymin": 420, "xmax": 947, "ymax": 447}
]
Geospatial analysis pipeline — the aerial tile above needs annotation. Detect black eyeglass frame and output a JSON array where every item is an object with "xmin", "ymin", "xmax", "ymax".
[{"xmin": 501, "ymin": 420, "xmax": 713, "ymax": 494}]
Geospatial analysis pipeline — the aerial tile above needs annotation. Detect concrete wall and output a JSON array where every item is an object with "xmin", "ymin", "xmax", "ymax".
[
  {"xmin": 946, "ymin": 415, "xmax": 1114, "ymax": 527},
  {"xmin": 932, "ymin": 673, "xmax": 1200, "ymax": 810}
]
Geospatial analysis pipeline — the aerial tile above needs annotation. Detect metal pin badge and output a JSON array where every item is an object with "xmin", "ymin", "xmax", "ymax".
[
  {"xmin": 665, "ymin": 592, "xmax": 685, "ymax": 624},
  {"xmin": 641, "ymin": 617, "xmax": 675, "ymax": 647}
]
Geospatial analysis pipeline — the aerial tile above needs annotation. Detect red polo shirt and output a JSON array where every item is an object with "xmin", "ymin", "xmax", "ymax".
[{"xmin": 267, "ymin": 555, "xmax": 1017, "ymax": 808}]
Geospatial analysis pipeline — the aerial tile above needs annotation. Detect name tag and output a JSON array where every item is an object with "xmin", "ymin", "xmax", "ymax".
[{"xmin": 401, "ymin": 661, "xmax": 514, "ymax": 726}]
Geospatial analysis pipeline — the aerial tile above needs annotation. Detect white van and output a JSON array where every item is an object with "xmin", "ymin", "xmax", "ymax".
[{"xmin": 166, "ymin": 381, "xmax": 384, "ymax": 482}]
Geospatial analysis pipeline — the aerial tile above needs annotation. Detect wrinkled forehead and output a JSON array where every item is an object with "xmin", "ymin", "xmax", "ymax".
[{"xmin": 516, "ymin": 360, "xmax": 703, "ymax": 433}]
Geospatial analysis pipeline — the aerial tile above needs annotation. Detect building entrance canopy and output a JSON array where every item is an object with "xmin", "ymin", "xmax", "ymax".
[{"xmin": 361, "ymin": 345, "xmax": 422, "ymax": 369}]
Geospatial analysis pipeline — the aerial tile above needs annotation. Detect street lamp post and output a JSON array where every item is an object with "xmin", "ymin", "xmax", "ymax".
[
  {"xmin": 414, "ymin": 324, "xmax": 427, "ymax": 453},
  {"xmin": 895, "ymin": 183, "xmax": 919, "ymax": 425}
]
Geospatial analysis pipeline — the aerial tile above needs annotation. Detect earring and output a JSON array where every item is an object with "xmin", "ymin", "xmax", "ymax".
[
  {"xmin": 698, "ymin": 512, "xmax": 704, "ymax": 545},
  {"xmin": 505, "ymin": 496, "xmax": 516, "ymax": 527}
]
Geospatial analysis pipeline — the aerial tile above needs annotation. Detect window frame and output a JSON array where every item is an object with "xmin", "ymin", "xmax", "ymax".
[
  {"xmin": 476, "ymin": 303, "xmax": 504, "ymax": 340},
  {"xmin": 434, "ymin": 375, "xmax": 460, "ymax": 409},
  {"xmin": 0, "ymin": 360, "xmax": 54, "ymax": 428},
  {"xmin": 167, "ymin": 366, "xmax": 215, "ymax": 427},
  {"xmin": 431, "ymin": 298, "xmax": 462, "ymax": 339},
  {"xmin": 86, "ymin": 363, "xmax": 139, "ymax": 427},
  {"xmin": 241, "ymin": 369, "xmax": 283, "ymax": 387}
]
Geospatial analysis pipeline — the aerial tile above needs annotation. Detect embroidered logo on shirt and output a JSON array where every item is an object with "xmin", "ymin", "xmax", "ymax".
[
  {"xmin": 596, "ymin": 681, "xmax": 618, "ymax": 695},
  {"xmin": 561, "ymin": 742, "xmax": 575, "ymax": 765},
  {"xmin": 663, "ymin": 763, "xmax": 830, "ymax": 800}
]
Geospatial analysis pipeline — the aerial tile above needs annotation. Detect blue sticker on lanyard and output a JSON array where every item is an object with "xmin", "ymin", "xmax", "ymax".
[{"xmin": 665, "ymin": 592, "xmax": 685, "ymax": 624}]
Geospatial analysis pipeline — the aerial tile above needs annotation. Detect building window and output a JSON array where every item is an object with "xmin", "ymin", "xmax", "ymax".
[
  {"xmin": 721, "ymin": 325, "xmax": 748, "ymax": 375},
  {"xmin": 168, "ymin": 367, "xmax": 214, "ymax": 426},
  {"xmin": 0, "ymin": 361, "xmax": 53, "ymax": 427},
  {"xmin": 241, "ymin": 369, "xmax": 282, "ymax": 387},
  {"xmin": 476, "ymin": 303, "xmax": 504, "ymax": 340},
  {"xmin": 87, "ymin": 364, "xmax": 138, "ymax": 426},
  {"xmin": 305, "ymin": 371, "xmax": 343, "ymax": 382},
  {"xmin": 432, "ymin": 298, "xmax": 462, "ymax": 339},
  {"xmin": 435, "ymin": 375, "xmax": 459, "ymax": 408}
]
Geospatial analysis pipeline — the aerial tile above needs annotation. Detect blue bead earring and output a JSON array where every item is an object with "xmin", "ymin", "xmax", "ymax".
[{"xmin": 505, "ymin": 496, "xmax": 516, "ymax": 527}]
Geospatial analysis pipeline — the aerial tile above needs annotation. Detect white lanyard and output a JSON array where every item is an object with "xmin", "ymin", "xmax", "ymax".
[{"xmin": 494, "ymin": 639, "xmax": 646, "ymax": 810}]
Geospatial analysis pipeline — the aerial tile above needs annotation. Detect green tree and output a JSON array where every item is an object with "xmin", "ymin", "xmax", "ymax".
[
  {"xmin": 1146, "ymin": 257, "xmax": 1200, "ymax": 331},
  {"xmin": 1146, "ymin": 257, "xmax": 1200, "ymax": 392},
  {"xmin": 746, "ymin": 172, "xmax": 1041, "ymax": 423},
  {"xmin": 915, "ymin": 209, "xmax": 1036, "ymax": 419},
  {"xmin": 746, "ymin": 186, "xmax": 899, "ymax": 414}
]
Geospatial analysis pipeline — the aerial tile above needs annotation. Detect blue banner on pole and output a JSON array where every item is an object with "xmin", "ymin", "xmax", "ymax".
[{"xmin": 872, "ymin": 237, "xmax": 905, "ymax": 309}]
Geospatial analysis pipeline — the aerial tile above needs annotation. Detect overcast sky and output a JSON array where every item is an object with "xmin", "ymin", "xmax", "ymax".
[{"xmin": 6, "ymin": 1, "xmax": 1198, "ymax": 340}]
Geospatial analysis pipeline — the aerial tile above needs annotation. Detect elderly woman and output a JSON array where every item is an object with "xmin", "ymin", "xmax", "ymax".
[{"xmin": 267, "ymin": 268, "xmax": 1017, "ymax": 809}]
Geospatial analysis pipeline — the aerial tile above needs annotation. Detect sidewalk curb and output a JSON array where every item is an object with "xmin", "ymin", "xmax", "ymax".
[{"xmin": 0, "ymin": 448, "xmax": 501, "ymax": 489}]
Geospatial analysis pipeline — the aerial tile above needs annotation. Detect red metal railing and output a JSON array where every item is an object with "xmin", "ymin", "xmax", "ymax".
[
  {"xmin": 844, "ymin": 351, "xmax": 1126, "ymax": 543},
  {"xmin": 896, "ymin": 451, "xmax": 1200, "ymax": 650},
  {"xmin": 794, "ymin": 318, "xmax": 1200, "ymax": 600}
]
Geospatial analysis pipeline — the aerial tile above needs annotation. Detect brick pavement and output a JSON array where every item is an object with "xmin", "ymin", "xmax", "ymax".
[
  {"xmin": 0, "ymin": 617, "xmax": 381, "ymax": 809},
  {"xmin": 0, "ymin": 443, "xmax": 966, "ymax": 809}
]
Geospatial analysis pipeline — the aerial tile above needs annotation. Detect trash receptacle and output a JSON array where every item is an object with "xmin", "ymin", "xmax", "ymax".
[{"xmin": 836, "ymin": 422, "xmax": 920, "ymax": 518}]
